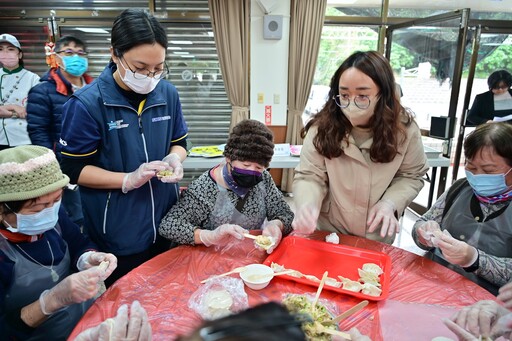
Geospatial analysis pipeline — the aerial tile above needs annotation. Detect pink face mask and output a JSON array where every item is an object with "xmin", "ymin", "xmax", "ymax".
[{"xmin": 0, "ymin": 51, "xmax": 20, "ymax": 69}]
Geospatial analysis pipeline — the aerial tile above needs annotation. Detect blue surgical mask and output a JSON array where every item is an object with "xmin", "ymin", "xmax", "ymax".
[
  {"xmin": 465, "ymin": 168, "xmax": 512, "ymax": 197},
  {"xmin": 61, "ymin": 55, "xmax": 88, "ymax": 77},
  {"xmin": 5, "ymin": 200, "xmax": 61, "ymax": 235}
]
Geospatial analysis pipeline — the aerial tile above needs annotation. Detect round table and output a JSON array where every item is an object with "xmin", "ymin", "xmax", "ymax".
[{"xmin": 68, "ymin": 232, "xmax": 497, "ymax": 340}]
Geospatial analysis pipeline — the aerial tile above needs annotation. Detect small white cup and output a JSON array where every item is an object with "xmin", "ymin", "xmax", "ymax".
[{"xmin": 239, "ymin": 264, "xmax": 274, "ymax": 290}]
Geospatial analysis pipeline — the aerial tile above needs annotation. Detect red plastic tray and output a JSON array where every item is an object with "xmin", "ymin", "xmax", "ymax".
[{"xmin": 263, "ymin": 236, "xmax": 391, "ymax": 301}]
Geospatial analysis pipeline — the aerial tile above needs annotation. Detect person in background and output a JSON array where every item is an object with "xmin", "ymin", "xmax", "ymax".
[
  {"xmin": 412, "ymin": 122, "xmax": 512, "ymax": 295},
  {"xmin": 27, "ymin": 35, "xmax": 94, "ymax": 228},
  {"xmin": 466, "ymin": 69, "xmax": 512, "ymax": 126},
  {"xmin": 159, "ymin": 119, "xmax": 293, "ymax": 253},
  {"xmin": 59, "ymin": 9, "xmax": 188, "ymax": 287},
  {"xmin": 292, "ymin": 50, "xmax": 428, "ymax": 244},
  {"xmin": 0, "ymin": 145, "xmax": 117, "ymax": 340},
  {"xmin": 0, "ymin": 33, "xmax": 40, "ymax": 150}
]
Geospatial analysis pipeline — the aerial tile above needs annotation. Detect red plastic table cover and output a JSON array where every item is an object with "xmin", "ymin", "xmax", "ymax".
[{"xmin": 68, "ymin": 232, "xmax": 498, "ymax": 340}]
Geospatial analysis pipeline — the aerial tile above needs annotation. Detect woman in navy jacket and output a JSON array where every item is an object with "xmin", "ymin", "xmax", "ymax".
[{"xmin": 59, "ymin": 9, "xmax": 188, "ymax": 286}]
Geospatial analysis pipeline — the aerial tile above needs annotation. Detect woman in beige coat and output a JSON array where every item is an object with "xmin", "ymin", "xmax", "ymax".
[{"xmin": 292, "ymin": 51, "xmax": 428, "ymax": 244}]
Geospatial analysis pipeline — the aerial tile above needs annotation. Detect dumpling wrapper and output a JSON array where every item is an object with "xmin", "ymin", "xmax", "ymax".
[
  {"xmin": 338, "ymin": 276, "xmax": 363, "ymax": 292},
  {"xmin": 304, "ymin": 274, "xmax": 321, "ymax": 283},
  {"xmin": 362, "ymin": 263, "xmax": 383, "ymax": 276},
  {"xmin": 358, "ymin": 268, "xmax": 381, "ymax": 286},
  {"xmin": 361, "ymin": 282, "xmax": 382, "ymax": 297},
  {"xmin": 325, "ymin": 276, "xmax": 342, "ymax": 288}
]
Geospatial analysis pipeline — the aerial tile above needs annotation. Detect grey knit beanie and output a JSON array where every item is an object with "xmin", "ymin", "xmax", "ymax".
[
  {"xmin": 0, "ymin": 145, "xmax": 69, "ymax": 202},
  {"xmin": 223, "ymin": 119, "xmax": 274, "ymax": 168}
]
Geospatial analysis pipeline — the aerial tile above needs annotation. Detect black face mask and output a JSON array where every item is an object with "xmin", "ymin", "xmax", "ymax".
[{"xmin": 231, "ymin": 166, "xmax": 263, "ymax": 188}]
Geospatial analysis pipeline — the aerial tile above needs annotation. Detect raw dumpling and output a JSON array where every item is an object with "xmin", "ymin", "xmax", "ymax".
[
  {"xmin": 362, "ymin": 263, "xmax": 383, "ymax": 276},
  {"xmin": 361, "ymin": 282, "xmax": 382, "ymax": 297},
  {"xmin": 338, "ymin": 276, "xmax": 363, "ymax": 292}
]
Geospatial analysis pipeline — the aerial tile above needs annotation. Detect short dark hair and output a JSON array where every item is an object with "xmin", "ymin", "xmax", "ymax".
[
  {"xmin": 55, "ymin": 36, "xmax": 87, "ymax": 51},
  {"xmin": 223, "ymin": 119, "xmax": 274, "ymax": 168},
  {"xmin": 177, "ymin": 302, "xmax": 306, "ymax": 341},
  {"xmin": 111, "ymin": 9, "xmax": 168, "ymax": 58},
  {"xmin": 487, "ymin": 70, "xmax": 512, "ymax": 90},
  {"xmin": 464, "ymin": 122, "xmax": 512, "ymax": 167}
]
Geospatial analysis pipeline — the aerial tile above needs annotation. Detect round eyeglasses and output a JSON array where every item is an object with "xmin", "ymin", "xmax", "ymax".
[
  {"xmin": 333, "ymin": 95, "xmax": 371, "ymax": 109},
  {"xmin": 56, "ymin": 49, "xmax": 88, "ymax": 57},
  {"xmin": 120, "ymin": 57, "xmax": 169, "ymax": 80}
]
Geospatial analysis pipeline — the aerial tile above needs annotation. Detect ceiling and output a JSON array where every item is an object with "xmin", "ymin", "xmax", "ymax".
[{"xmin": 327, "ymin": 0, "xmax": 512, "ymax": 13}]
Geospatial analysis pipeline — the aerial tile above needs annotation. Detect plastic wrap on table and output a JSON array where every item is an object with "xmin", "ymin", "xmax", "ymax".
[
  {"xmin": 379, "ymin": 299, "xmax": 459, "ymax": 340},
  {"xmin": 67, "ymin": 233, "xmax": 498, "ymax": 341},
  {"xmin": 188, "ymin": 277, "xmax": 248, "ymax": 320}
]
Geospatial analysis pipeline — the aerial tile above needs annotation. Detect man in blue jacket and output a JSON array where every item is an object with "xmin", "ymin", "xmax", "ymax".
[{"xmin": 27, "ymin": 36, "xmax": 94, "ymax": 228}]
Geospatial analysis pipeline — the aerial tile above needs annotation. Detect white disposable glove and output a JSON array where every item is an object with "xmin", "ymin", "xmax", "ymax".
[
  {"xmin": 498, "ymin": 282, "xmax": 512, "ymax": 309},
  {"xmin": 160, "ymin": 153, "xmax": 184, "ymax": 183},
  {"xmin": 415, "ymin": 220, "xmax": 443, "ymax": 247},
  {"xmin": 367, "ymin": 199, "xmax": 399, "ymax": 238},
  {"xmin": 122, "ymin": 161, "xmax": 168, "ymax": 193},
  {"xmin": 198, "ymin": 224, "xmax": 247, "ymax": 247},
  {"xmin": 74, "ymin": 300, "xmax": 152, "ymax": 341},
  {"xmin": 444, "ymin": 300, "xmax": 511, "ymax": 339},
  {"xmin": 76, "ymin": 251, "xmax": 118, "ymax": 280},
  {"xmin": 39, "ymin": 267, "xmax": 102, "ymax": 315},
  {"xmin": 436, "ymin": 230, "xmax": 478, "ymax": 267},
  {"xmin": 260, "ymin": 220, "xmax": 282, "ymax": 254},
  {"xmin": 292, "ymin": 204, "xmax": 319, "ymax": 235}
]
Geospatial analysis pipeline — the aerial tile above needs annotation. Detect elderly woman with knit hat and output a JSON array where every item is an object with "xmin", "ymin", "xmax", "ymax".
[
  {"xmin": 0, "ymin": 145, "xmax": 117, "ymax": 340},
  {"xmin": 159, "ymin": 119, "xmax": 294, "ymax": 252}
]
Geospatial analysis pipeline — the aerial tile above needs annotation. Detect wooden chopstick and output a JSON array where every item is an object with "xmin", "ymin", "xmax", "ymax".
[
  {"xmin": 200, "ymin": 266, "xmax": 246, "ymax": 284},
  {"xmin": 331, "ymin": 300, "xmax": 369, "ymax": 324},
  {"xmin": 312, "ymin": 271, "xmax": 328, "ymax": 310}
]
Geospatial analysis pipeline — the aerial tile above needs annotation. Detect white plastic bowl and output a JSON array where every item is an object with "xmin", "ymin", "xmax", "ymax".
[{"xmin": 239, "ymin": 264, "xmax": 274, "ymax": 290}]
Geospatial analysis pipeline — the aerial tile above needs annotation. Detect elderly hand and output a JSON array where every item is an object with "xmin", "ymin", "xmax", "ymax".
[
  {"xmin": 498, "ymin": 282, "xmax": 512, "ymax": 309},
  {"xmin": 292, "ymin": 204, "xmax": 319, "ymax": 235},
  {"xmin": 367, "ymin": 199, "xmax": 399, "ymax": 238},
  {"xmin": 40, "ymin": 267, "xmax": 102, "ymax": 315},
  {"xmin": 122, "ymin": 161, "xmax": 168, "ymax": 193},
  {"xmin": 76, "ymin": 251, "xmax": 118, "ymax": 280},
  {"xmin": 260, "ymin": 220, "xmax": 283, "ymax": 254},
  {"xmin": 436, "ymin": 230, "xmax": 478, "ymax": 267},
  {"xmin": 416, "ymin": 220, "xmax": 443, "ymax": 247},
  {"xmin": 199, "ymin": 224, "xmax": 247, "ymax": 247},
  {"xmin": 160, "ymin": 153, "xmax": 184, "ymax": 183},
  {"xmin": 4, "ymin": 104, "xmax": 27, "ymax": 119},
  {"xmin": 444, "ymin": 300, "xmax": 511, "ymax": 339},
  {"xmin": 74, "ymin": 300, "xmax": 152, "ymax": 341}
]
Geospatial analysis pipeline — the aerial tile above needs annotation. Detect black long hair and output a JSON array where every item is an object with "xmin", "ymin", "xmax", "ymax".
[{"xmin": 303, "ymin": 50, "xmax": 413, "ymax": 162}]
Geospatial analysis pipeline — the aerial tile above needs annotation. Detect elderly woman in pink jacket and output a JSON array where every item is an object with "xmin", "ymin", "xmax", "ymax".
[{"xmin": 292, "ymin": 51, "xmax": 428, "ymax": 244}]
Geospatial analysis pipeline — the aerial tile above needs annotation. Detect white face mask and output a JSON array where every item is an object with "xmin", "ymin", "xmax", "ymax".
[
  {"xmin": 342, "ymin": 98, "xmax": 378, "ymax": 127},
  {"xmin": 118, "ymin": 59, "xmax": 161, "ymax": 94}
]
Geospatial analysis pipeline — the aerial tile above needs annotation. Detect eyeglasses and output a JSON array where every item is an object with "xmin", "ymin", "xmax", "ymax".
[
  {"xmin": 333, "ymin": 94, "xmax": 371, "ymax": 109},
  {"xmin": 120, "ymin": 57, "xmax": 169, "ymax": 80},
  {"xmin": 56, "ymin": 49, "xmax": 88, "ymax": 57}
]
